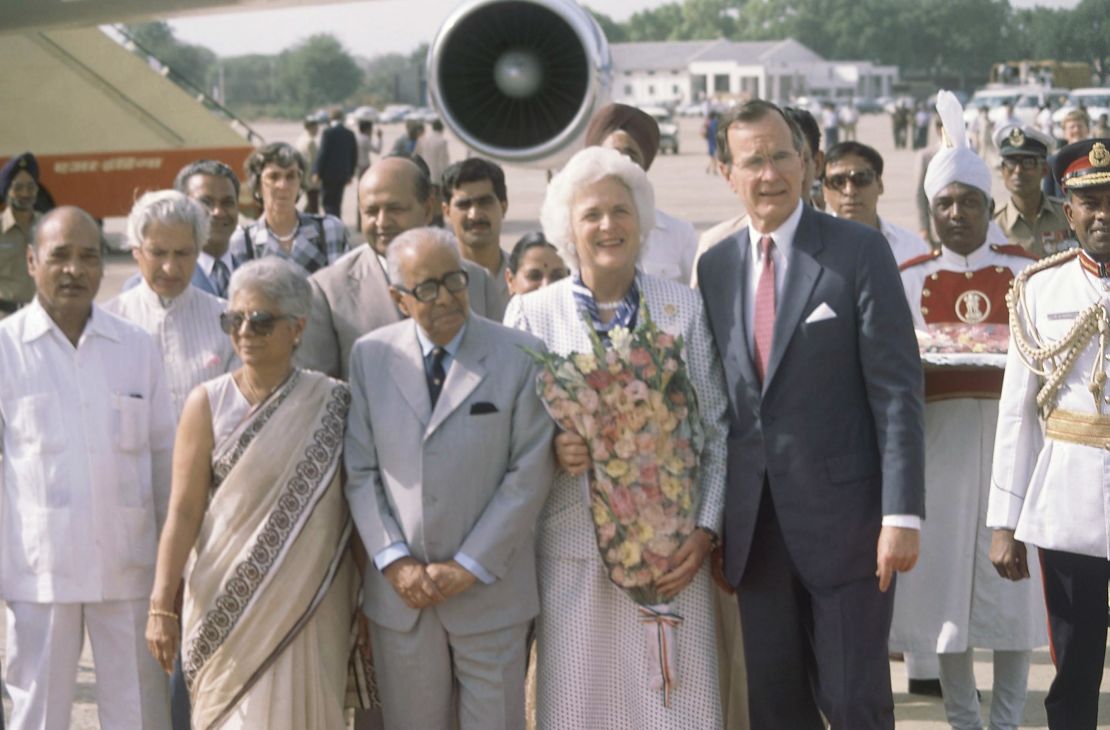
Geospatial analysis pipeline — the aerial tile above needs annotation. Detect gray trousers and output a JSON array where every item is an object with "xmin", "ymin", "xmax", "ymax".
[{"xmin": 939, "ymin": 649, "xmax": 1030, "ymax": 730}]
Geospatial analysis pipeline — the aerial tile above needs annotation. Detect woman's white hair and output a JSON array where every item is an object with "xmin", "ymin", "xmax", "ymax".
[
  {"xmin": 540, "ymin": 146, "xmax": 655, "ymax": 274},
  {"xmin": 228, "ymin": 257, "xmax": 312, "ymax": 318},
  {"xmin": 125, "ymin": 189, "xmax": 209, "ymax": 252}
]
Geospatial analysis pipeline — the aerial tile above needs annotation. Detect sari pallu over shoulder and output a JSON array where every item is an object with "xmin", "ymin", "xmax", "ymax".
[{"xmin": 183, "ymin": 369, "xmax": 357, "ymax": 729}]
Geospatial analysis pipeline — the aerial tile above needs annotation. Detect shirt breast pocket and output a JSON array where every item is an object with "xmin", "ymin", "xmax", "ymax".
[
  {"xmin": 9, "ymin": 393, "xmax": 66, "ymax": 454},
  {"xmin": 113, "ymin": 394, "xmax": 151, "ymax": 453}
]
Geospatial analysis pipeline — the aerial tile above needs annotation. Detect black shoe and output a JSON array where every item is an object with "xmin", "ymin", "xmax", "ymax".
[{"xmin": 908, "ymin": 678, "xmax": 943, "ymax": 697}]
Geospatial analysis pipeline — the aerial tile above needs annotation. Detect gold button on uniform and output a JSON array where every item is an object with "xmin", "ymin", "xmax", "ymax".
[{"xmin": 922, "ymin": 289, "xmax": 931, "ymax": 298}]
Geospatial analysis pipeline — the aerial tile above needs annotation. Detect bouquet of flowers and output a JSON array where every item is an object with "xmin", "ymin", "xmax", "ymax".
[
  {"xmin": 526, "ymin": 303, "xmax": 704, "ymax": 706},
  {"xmin": 916, "ymin": 323, "xmax": 1010, "ymax": 369}
]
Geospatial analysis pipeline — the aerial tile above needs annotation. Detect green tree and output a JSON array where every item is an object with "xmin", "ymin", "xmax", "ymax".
[
  {"xmin": 586, "ymin": 7, "xmax": 628, "ymax": 43},
  {"xmin": 123, "ymin": 21, "xmax": 217, "ymax": 92},
  {"xmin": 219, "ymin": 55, "xmax": 280, "ymax": 107},
  {"xmin": 1065, "ymin": 0, "xmax": 1108, "ymax": 83},
  {"xmin": 625, "ymin": 3, "xmax": 685, "ymax": 41},
  {"xmin": 275, "ymin": 34, "xmax": 363, "ymax": 112}
]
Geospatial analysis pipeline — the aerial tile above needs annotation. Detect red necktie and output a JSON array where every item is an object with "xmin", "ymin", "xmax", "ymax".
[{"xmin": 753, "ymin": 235, "xmax": 776, "ymax": 383}]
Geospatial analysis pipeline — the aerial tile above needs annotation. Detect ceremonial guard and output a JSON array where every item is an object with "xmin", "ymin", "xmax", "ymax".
[
  {"xmin": 992, "ymin": 123, "xmax": 1073, "ymax": 258},
  {"xmin": 891, "ymin": 91, "xmax": 1046, "ymax": 730},
  {"xmin": 990, "ymin": 137, "xmax": 1110, "ymax": 729}
]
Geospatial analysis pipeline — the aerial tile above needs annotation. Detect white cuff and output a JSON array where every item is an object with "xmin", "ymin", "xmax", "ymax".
[
  {"xmin": 454, "ymin": 552, "xmax": 496, "ymax": 585},
  {"xmin": 373, "ymin": 542, "xmax": 411, "ymax": 572},
  {"xmin": 881, "ymin": 514, "xmax": 922, "ymax": 530}
]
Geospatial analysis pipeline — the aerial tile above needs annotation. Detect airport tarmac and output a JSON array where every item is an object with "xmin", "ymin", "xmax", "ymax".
[{"xmin": 6, "ymin": 113, "xmax": 1109, "ymax": 727}]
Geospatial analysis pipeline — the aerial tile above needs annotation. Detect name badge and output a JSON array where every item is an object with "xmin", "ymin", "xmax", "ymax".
[{"xmin": 1047, "ymin": 311, "xmax": 1079, "ymax": 321}]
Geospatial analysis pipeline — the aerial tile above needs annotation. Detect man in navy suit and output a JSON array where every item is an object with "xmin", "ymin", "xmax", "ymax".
[
  {"xmin": 313, "ymin": 107, "xmax": 359, "ymax": 219},
  {"xmin": 697, "ymin": 100, "xmax": 925, "ymax": 728}
]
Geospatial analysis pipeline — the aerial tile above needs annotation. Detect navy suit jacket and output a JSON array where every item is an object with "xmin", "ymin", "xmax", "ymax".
[
  {"xmin": 314, "ymin": 123, "xmax": 358, "ymax": 184},
  {"xmin": 121, "ymin": 263, "xmax": 221, "ymax": 296},
  {"xmin": 697, "ymin": 205, "xmax": 925, "ymax": 589}
]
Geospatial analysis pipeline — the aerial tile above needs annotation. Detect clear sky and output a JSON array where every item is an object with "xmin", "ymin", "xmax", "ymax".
[{"xmin": 168, "ymin": 0, "xmax": 1078, "ymax": 59}]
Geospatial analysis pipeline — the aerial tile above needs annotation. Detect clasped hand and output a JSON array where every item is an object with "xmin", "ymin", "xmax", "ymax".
[{"xmin": 384, "ymin": 557, "xmax": 476, "ymax": 609}]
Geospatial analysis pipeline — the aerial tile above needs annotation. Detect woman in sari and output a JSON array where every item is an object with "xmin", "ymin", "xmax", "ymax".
[
  {"xmin": 146, "ymin": 257, "xmax": 366, "ymax": 729},
  {"xmin": 504, "ymin": 146, "xmax": 730, "ymax": 728}
]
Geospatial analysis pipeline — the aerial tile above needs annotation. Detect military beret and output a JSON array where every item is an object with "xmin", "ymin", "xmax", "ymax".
[
  {"xmin": 0, "ymin": 152, "xmax": 39, "ymax": 202},
  {"xmin": 993, "ymin": 124, "xmax": 1053, "ymax": 159},
  {"xmin": 1053, "ymin": 138, "xmax": 1110, "ymax": 191},
  {"xmin": 585, "ymin": 103, "xmax": 661, "ymax": 171}
]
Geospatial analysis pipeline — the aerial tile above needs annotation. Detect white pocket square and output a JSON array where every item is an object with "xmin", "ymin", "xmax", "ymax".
[{"xmin": 804, "ymin": 302, "xmax": 837, "ymax": 324}]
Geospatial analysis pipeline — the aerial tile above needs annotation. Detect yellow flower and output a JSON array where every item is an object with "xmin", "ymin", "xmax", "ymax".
[
  {"xmin": 592, "ymin": 498, "xmax": 611, "ymax": 527},
  {"xmin": 661, "ymin": 474, "xmax": 683, "ymax": 501},
  {"xmin": 605, "ymin": 459, "xmax": 630, "ymax": 479},
  {"xmin": 573, "ymin": 353, "xmax": 598, "ymax": 374},
  {"xmin": 636, "ymin": 522, "xmax": 655, "ymax": 542},
  {"xmin": 618, "ymin": 540, "xmax": 643, "ymax": 568}
]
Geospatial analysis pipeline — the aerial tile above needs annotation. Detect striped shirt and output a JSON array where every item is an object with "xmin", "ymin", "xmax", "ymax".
[
  {"xmin": 229, "ymin": 211, "xmax": 349, "ymax": 275},
  {"xmin": 104, "ymin": 281, "xmax": 237, "ymax": 415}
]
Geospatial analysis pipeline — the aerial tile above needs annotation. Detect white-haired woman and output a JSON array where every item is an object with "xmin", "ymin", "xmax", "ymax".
[
  {"xmin": 504, "ymin": 146, "xmax": 729, "ymax": 727},
  {"xmin": 146, "ymin": 258, "xmax": 371, "ymax": 729}
]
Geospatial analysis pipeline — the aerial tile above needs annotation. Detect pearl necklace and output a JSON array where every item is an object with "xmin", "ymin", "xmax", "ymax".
[{"xmin": 596, "ymin": 300, "xmax": 624, "ymax": 311}]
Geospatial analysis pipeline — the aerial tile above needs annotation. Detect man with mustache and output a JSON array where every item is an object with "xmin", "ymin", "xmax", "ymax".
[
  {"xmin": 0, "ymin": 153, "xmax": 43, "ymax": 317},
  {"xmin": 990, "ymin": 136, "xmax": 1110, "ymax": 728},
  {"xmin": 442, "ymin": 158, "xmax": 512, "ymax": 312},
  {"xmin": 992, "ymin": 123, "xmax": 1072, "ymax": 258},
  {"xmin": 297, "ymin": 155, "xmax": 501, "ymax": 379}
]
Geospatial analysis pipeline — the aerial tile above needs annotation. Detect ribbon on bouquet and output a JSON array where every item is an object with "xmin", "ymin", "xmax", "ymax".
[{"xmin": 638, "ymin": 604, "xmax": 684, "ymax": 707}]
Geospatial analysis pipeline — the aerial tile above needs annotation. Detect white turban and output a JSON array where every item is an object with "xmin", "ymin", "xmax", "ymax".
[{"xmin": 924, "ymin": 90, "xmax": 992, "ymax": 202}]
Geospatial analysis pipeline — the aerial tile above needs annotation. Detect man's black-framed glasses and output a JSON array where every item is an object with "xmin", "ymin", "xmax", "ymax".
[{"xmin": 395, "ymin": 269, "xmax": 470, "ymax": 303}]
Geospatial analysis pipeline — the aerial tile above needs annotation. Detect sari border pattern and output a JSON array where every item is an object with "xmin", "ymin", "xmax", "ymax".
[{"xmin": 183, "ymin": 379, "xmax": 352, "ymax": 690}]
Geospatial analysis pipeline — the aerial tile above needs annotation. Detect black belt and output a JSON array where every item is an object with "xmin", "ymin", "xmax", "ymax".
[{"xmin": 0, "ymin": 300, "xmax": 24, "ymax": 314}]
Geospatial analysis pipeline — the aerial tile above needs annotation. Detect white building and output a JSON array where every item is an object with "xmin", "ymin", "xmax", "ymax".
[{"xmin": 610, "ymin": 38, "xmax": 897, "ymax": 107}]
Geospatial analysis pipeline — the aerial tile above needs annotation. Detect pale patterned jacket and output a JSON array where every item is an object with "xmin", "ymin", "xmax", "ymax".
[{"xmin": 504, "ymin": 274, "xmax": 728, "ymax": 559}]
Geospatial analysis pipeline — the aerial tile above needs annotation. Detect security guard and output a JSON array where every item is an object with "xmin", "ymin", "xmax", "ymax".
[
  {"xmin": 0, "ymin": 153, "xmax": 41, "ymax": 317},
  {"xmin": 989, "ymin": 137, "xmax": 1110, "ymax": 729},
  {"xmin": 992, "ymin": 124, "xmax": 1073, "ymax": 258}
]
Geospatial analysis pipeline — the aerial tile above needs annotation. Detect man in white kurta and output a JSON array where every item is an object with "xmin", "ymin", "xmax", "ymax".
[
  {"xmin": 0, "ymin": 207, "xmax": 174, "ymax": 729},
  {"xmin": 890, "ymin": 92, "xmax": 1045, "ymax": 730},
  {"xmin": 105, "ymin": 190, "xmax": 236, "ymax": 415}
]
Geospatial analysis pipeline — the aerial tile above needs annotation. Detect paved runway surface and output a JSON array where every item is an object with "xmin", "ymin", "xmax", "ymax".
[{"xmin": 6, "ymin": 113, "xmax": 1109, "ymax": 727}]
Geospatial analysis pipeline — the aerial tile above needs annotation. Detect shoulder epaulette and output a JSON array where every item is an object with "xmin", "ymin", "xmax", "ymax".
[
  {"xmin": 990, "ymin": 243, "xmax": 1038, "ymax": 261},
  {"xmin": 898, "ymin": 248, "xmax": 941, "ymax": 271}
]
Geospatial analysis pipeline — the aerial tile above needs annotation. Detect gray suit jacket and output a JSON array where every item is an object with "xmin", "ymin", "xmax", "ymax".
[
  {"xmin": 296, "ymin": 244, "xmax": 506, "ymax": 379},
  {"xmin": 697, "ymin": 205, "xmax": 925, "ymax": 589},
  {"xmin": 344, "ymin": 315, "xmax": 555, "ymax": 634}
]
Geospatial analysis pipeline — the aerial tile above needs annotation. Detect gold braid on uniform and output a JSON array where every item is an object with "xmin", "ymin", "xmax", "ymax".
[{"xmin": 1007, "ymin": 248, "xmax": 1110, "ymax": 415}]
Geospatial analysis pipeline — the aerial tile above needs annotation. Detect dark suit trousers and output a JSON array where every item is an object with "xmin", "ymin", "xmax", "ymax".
[
  {"xmin": 738, "ymin": 486, "xmax": 895, "ymax": 729},
  {"xmin": 321, "ymin": 179, "xmax": 346, "ymax": 218},
  {"xmin": 1040, "ymin": 547, "xmax": 1110, "ymax": 729}
]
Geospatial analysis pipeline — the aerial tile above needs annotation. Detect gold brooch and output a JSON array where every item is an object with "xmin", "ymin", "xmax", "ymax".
[
  {"xmin": 1009, "ymin": 127, "xmax": 1025, "ymax": 148},
  {"xmin": 663, "ymin": 303, "xmax": 677, "ymax": 317},
  {"xmin": 1091, "ymin": 142, "xmax": 1110, "ymax": 168}
]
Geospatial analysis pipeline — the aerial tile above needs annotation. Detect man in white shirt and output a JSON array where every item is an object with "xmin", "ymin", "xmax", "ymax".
[
  {"xmin": 106, "ymin": 190, "xmax": 236, "ymax": 417},
  {"xmin": 822, "ymin": 141, "xmax": 932, "ymax": 265},
  {"xmin": 0, "ymin": 206, "xmax": 175, "ymax": 729}
]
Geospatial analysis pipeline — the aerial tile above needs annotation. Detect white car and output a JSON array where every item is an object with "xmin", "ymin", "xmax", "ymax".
[
  {"xmin": 1052, "ymin": 88, "xmax": 1110, "ymax": 131},
  {"xmin": 640, "ymin": 105, "xmax": 680, "ymax": 155},
  {"xmin": 380, "ymin": 104, "xmax": 414, "ymax": 123}
]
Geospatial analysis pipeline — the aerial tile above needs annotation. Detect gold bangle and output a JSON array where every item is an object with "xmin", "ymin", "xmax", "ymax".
[{"xmin": 148, "ymin": 609, "xmax": 179, "ymax": 621}]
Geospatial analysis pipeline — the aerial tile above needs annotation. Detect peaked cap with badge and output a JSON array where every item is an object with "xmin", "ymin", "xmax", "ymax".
[
  {"xmin": 1052, "ymin": 138, "xmax": 1110, "ymax": 191},
  {"xmin": 993, "ymin": 124, "xmax": 1054, "ymax": 159}
]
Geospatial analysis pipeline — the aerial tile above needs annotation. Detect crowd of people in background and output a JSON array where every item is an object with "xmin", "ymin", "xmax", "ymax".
[{"xmin": 0, "ymin": 87, "xmax": 1107, "ymax": 730}]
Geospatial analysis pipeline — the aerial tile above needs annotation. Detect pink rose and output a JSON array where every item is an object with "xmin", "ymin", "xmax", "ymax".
[
  {"xmin": 629, "ymin": 348, "xmax": 652, "ymax": 367},
  {"xmin": 609, "ymin": 486, "xmax": 638, "ymax": 523},
  {"xmin": 575, "ymin": 388, "xmax": 600, "ymax": 414},
  {"xmin": 656, "ymin": 333, "xmax": 676, "ymax": 349}
]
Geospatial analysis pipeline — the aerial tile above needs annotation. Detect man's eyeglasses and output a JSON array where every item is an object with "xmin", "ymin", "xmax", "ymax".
[
  {"xmin": 824, "ymin": 169, "xmax": 877, "ymax": 192},
  {"xmin": 219, "ymin": 310, "xmax": 295, "ymax": 336},
  {"xmin": 394, "ymin": 270, "xmax": 470, "ymax": 303},
  {"xmin": 1001, "ymin": 156, "xmax": 1042, "ymax": 172}
]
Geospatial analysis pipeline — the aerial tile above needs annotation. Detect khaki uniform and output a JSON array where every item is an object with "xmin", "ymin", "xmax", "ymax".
[
  {"xmin": 992, "ymin": 194, "xmax": 1072, "ymax": 258},
  {"xmin": 0, "ymin": 208, "xmax": 37, "ymax": 309}
]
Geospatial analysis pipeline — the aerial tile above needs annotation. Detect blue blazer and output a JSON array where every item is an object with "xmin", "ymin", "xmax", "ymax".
[{"xmin": 697, "ymin": 205, "xmax": 925, "ymax": 589}]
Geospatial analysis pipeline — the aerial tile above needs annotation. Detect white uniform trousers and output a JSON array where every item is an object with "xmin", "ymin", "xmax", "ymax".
[
  {"xmin": 5, "ymin": 599, "xmax": 171, "ymax": 730},
  {"xmin": 370, "ymin": 611, "xmax": 528, "ymax": 730},
  {"xmin": 938, "ymin": 649, "xmax": 1030, "ymax": 730},
  {"xmin": 905, "ymin": 651, "xmax": 940, "ymax": 679}
]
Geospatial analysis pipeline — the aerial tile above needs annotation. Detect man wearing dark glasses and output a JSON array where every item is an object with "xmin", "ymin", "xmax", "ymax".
[
  {"xmin": 823, "ymin": 142, "xmax": 932, "ymax": 267},
  {"xmin": 345, "ymin": 226, "xmax": 553, "ymax": 730},
  {"xmin": 992, "ymin": 123, "xmax": 1073, "ymax": 258}
]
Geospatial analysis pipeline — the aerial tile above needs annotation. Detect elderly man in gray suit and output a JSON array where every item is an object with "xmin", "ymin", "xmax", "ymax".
[
  {"xmin": 297, "ymin": 155, "xmax": 504, "ymax": 378},
  {"xmin": 345, "ymin": 227, "xmax": 554, "ymax": 730}
]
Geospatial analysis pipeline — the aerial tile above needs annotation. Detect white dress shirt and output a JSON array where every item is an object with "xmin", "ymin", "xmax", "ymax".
[
  {"xmin": 641, "ymin": 209, "xmax": 698, "ymax": 285},
  {"xmin": 105, "ymin": 280, "xmax": 236, "ymax": 416},
  {"xmin": 880, "ymin": 218, "xmax": 932, "ymax": 266},
  {"xmin": 371, "ymin": 321, "xmax": 496, "ymax": 584},
  {"xmin": 0, "ymin": 301, "xmax": 175, "ymax": 602},
  {"xmin": 746, "ymin": 201, "xmax": 920, "ymax": 530}
]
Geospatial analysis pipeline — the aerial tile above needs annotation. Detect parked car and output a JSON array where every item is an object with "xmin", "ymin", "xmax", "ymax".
[
  {"xmin": 640, "ymin": 105, "xmax": 679, "ymax": 155},
  {"xmin": 1052, "ymin": 87, "xmax": 1110, "ymax": 131},
  {"xmin": 851, "ymin": 96, "xmax": 884, "ymax": 114},
  {"xmin": 346, "ymin": 105, "xmax": 379, "ymax": 127},
  {"xmin": 380, "ymin": 104, "xmax": 414, "ymax": 123}
]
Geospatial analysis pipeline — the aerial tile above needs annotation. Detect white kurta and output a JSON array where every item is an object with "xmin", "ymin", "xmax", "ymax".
[
  {"xmin": 0, "ymin": 301, "xmax": 175, "ymax": 603},
  {"xmin": 505, "ymin": 275, "xmax": 728, "ymax": 729},
  {"xmin": 105, "ymin": 280, "xmax": 236, "ymax": 416},
  {"xmin": 641, "ymin": 209, "xmax": 698, "ymax": 285},
  {"xmin": 891, "ymin": 246, "xmax": 1046, "ymax": 653}
]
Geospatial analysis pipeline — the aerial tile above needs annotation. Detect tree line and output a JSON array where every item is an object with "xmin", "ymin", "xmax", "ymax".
[{"xmin": 588, "ymin": 0, "xmax": 1105, "ymax": 87}]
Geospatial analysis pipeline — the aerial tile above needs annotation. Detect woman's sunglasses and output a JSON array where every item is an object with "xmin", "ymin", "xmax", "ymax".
[{"xmin": 219, "ymin": 310, "xmax": 294, "ymax": 336}]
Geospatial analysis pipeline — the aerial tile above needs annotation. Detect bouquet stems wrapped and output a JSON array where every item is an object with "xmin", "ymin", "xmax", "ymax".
[{"xmin": 526, "ymin": 303, "xmax": 703, "ymax": 706}]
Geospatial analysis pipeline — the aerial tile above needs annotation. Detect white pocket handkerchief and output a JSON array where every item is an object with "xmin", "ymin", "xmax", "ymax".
[{"xmin": 804, "ymin": 302, "xmax": 837, "ymax": 324}]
